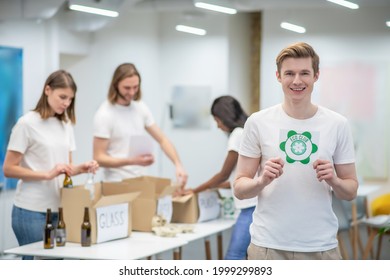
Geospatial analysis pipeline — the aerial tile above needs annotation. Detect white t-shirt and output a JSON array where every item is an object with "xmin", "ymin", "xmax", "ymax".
[
  {"xmin": 228, "ymin": 127, "xmax": 257, "ymax": 210},
  {"xmin": 239, "ymin": 104, "xmax": 355, "ymax": 252},
  {"xmin": 7, "ymin": 111, "xmax": 76, "ymax": 213},
  {"xmin": 93, "ymin": 100, "xmax": 155, "ymax": 181}
]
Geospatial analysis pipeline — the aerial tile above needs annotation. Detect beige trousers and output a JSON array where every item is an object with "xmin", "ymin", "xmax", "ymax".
[{"xmin": 247, "ymin": 243, "xmax": 342, "ymax": 260}]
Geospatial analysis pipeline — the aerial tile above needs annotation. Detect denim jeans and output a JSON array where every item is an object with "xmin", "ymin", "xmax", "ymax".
[
  {"xmin": 12, "ymin": 205, "xmax": 58, "ymax": 260},
  {"xmin": 224, "ymin": 206, "xmax": 255, "ymax": 260}
]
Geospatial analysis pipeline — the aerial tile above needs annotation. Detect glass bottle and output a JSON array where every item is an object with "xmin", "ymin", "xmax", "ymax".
[
  {"xmin": 63, "ymin": 174, "xmax": 73, "ymax": 188},
  {"xmin": 84, "ymin": 172, "xmax": 95, "ymax": 200},
  {"xmin": 81, "ymin": 207, "xmax": 91, "ymax": 247},
  {"xmin": 43, "ymin": 208, "xmax": 55, "ymax": 249},
  {"xmin": 56, "ymin": 207, "xmax": 66, "ymax": 246}
]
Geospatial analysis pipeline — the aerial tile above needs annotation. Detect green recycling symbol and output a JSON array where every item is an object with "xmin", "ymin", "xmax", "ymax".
[
  {"xmin": 279, "ymin": 130, "xmax": 318, "ymax": 164},
  {"xmin": 223, "ymin": 197, "xmax": 235, "ymax": 216}
]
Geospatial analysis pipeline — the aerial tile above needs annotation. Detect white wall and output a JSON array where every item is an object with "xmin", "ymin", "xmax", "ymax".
[
  {"xmin": 0, "ymin": 20, "xmax": 56, "ymax": 112},
  {"xmin": 157, "ymin": 12, "xmax": 230, "ymax": 187},
  {"xmin": 261, "ymin": 7, "xmax": 390, "ymax": 109}
]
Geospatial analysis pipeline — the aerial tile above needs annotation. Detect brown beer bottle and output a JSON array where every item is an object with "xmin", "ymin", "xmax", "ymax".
[
  {"xmin": 56, "ymin": 207, "xmax": 66, "ymax": 246},
  {"xmin": 81, "ymin": 207, "xmax": 91, "ymax": 247},
  {"xmin": 63, "ymin": 174, "xmax": 73, "ymax": 188},
  {"xmin": 43, "ymin": 208, "xmax": 55, "ymax": 249}
]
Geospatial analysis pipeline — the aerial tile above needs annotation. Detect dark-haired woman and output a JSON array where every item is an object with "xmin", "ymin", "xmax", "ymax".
[{"xmin": 184, "ymin": 95, "xmax": 257, "ymax": 260}]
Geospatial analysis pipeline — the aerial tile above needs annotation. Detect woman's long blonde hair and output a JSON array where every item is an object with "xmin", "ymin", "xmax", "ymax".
[{"xmin": 34, "ymin": 70, "xmax": 77, "ymax": 124}]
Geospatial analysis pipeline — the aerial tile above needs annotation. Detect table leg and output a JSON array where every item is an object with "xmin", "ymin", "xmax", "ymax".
[
  {"xmin": 375, "ymin": 235, "xmax": 383, "ymax": 260},
  {"xmin": 217, "ymin": 233, "xmax": 223, "ymax": 260},
  {"xmin": 362, "ymin": 228, "xmax": 378, "ymax": 260},
  {"xmin": 351, "ymin": 201, "xmax": 358, "ymax": 259},
  {"xmin": 173, "ymin": 247, "xmax": 181, "ymax": 260},
  {"xmin": 204, "ymin": 237, "xmax": 211, "ymax": 260},
  {"xmin": 338, "ymin": 233, "xmax": 349, "ymax": 260}
]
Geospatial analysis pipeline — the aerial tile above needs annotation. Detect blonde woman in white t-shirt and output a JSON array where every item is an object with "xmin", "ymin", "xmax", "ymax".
[
  {"xmin": 3, "ymin": 70, "xmax": 98, "ymax": 259},
  {"xmin": 183, "ymin": 95, "xmax": 257, "ymax": 259}
]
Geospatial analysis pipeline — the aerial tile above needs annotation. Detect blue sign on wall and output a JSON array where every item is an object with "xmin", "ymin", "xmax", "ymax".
[{"xmin": 0, "ymin": 46, "xmax": 23, "ymax": 189}]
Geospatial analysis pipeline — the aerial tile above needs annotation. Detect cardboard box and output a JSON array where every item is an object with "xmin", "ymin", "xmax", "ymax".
[
  {"xmin": 61, "ymin": 182, "xmax": 140, "ymax": 244},
  {"xmin": 172, "ymin": 189, "xmax": 221, "ymax": 223},
  {"xmin": 108, "ymin": 176, "xmax": 177, "ymax": 232}
]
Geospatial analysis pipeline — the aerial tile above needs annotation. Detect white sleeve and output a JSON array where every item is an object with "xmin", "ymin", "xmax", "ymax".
[
  {"xmin": 67, "ymin": 122, "xmax": 76, "ymax": 152},
  {"xmin": 239, "ymin": 116, "xmax": 262, "ymax": 158},
  {"xmin": 333, "ymin": 119, "xmax": 355, "ymax": 164},
  {"xmin": 227, "ymin": 128, "xmax": 242, "ymax": 153},
  {"xmin": 7, "ymin": 118, "xmax": 29, "ymax": 154},
  {"xmin": 139, "ymin": 101, "xmax": 155, "ymax": 128},
  {"xmin": 93, "ymin": 104, "xmax": 111, "ymax": 139}
]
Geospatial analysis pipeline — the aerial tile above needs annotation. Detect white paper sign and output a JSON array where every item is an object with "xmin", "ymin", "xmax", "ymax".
[
  {"xmin": 197, "ymin": 191, "xmax": 221, "ymax": 222},
  {"xmin": 129, "ymin": 134, "xmax": 154, "ymax": 157},
  {"xmin": 221, "ymin": 196, "xmax": 236, "ymax": 219},
  {"xmin": 279, "ymin": 129, "xmax": 320, "ymax": 164},
  {"xmin": 157, "ymin": 195, "xmax": 173, "ymax": 224},
  {"xmin": 96, "ymin": 203, "xmax": 128, "ymax": 243}
]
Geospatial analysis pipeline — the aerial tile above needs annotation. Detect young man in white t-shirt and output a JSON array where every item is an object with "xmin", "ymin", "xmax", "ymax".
[
  {"xmin": 93, "ymin": 63, "xmax": 187, "ymax": 185},
  {"xmin": 234, "ymin": 42, "xmax": 358, "ymax": 260}
]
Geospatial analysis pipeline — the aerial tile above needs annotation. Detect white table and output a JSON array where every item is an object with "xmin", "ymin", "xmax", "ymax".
[
  {"xmin": 4, "ymin": 218, "xmax": 235, "ymax": 260},
  {"xmin": 132, "ymin": 218, "xmax": 236, "ymax": 260},
  {"xmin": 357, "ymin": 184, "xmax": 382, "ymax": 199},
  {"xmin": 176, "ymin": 218, "xmax": 235, "ymax": 259},
  {"xmin": 4, "ymin": 232, "xmax": 187, "ymax": 260}
]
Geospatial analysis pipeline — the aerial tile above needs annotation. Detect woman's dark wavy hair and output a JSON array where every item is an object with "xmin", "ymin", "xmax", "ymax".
[{"xmin": 211, "ymin": 95, "xmax": 248, "ymax": 132}]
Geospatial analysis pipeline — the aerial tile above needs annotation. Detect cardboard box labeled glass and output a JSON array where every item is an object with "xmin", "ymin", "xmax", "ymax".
[
  {"xmin": 61, "ymin": 182, "xmax": 139, "ymax": 244},
  {"xmin": 172, "ymin": 189, "xmax": 221, "ymax": 223},
  {"xmin": 108, "ymin": 176, "xmax": 177, "ymax": 232}
]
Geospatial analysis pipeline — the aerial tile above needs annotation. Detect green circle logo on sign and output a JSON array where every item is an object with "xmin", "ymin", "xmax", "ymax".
[{"xmin": 280, "ymin": 130, "xmax": 318, "ymax": 164}]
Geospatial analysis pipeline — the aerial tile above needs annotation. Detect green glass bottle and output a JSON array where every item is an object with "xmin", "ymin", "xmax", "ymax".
[
  {"xmin": 43, "ymin": 208, "xmax": 55, "ymax": 249},
  {"xmin": 56, "ymin": 207, "xmax": 66, "ymax": 246},
  {"xmin": 81, "ymin": 207, "xmax": 91, "ymax": 247},
  {"xmin": 63, "ymin": 174, "xmax": 73, "ymax": 188}
]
